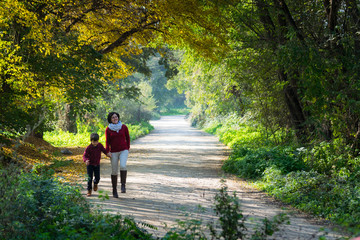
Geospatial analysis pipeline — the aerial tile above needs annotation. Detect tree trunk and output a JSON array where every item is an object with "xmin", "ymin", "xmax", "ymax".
[
  {"xmin": 60, "ymin": 103, "xmax": 77, "ymax": 133},
  {"xmin": 278, "ymin": 70, "xmax": 307, "ymax": 139},
  {"xmin": 254, "ymin": 0, "xmax": 309, "ymax": 140}
]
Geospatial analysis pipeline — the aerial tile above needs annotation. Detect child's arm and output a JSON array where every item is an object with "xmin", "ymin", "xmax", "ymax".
[
  {"xmin": 100, "ymin": 143, "xmax": 111, "ymax": 158},
  {"xmin": 83, "ymin": 147, "xmax": 90, "ymax": 165}
]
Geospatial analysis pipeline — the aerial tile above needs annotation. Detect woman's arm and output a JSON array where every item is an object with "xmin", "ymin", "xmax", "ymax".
[
  {"xmin": 124, "ymin": 125, "xmax": 130, "ymax": 150},
  {"xmin": 105, "ymin": 127, "xmax": 111, "ymax": 153}
]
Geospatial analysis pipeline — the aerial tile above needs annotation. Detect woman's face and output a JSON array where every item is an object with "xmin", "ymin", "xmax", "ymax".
[{"xmin": 111, "ymin": 114, "xmax": 119, "ymax": 124}]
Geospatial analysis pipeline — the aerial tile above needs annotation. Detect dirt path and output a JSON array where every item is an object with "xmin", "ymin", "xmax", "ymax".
[{"xmin": 86, "ymin": 115, "xmax": 346, "ymax": 239}]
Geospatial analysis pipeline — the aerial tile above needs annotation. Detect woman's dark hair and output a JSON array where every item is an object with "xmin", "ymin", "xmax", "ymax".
[
  {"xmin": 90, "ymin": 133, "xmax": 99, "ymax": 141},
  {"xmin": 107, "ymin": 112, "xmax": 120, "ymax": 123}
]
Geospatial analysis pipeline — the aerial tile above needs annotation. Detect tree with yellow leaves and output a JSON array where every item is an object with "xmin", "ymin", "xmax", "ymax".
[{"xmin": 0, "ymin": 0, "xmax": 228, "ymax": 136}]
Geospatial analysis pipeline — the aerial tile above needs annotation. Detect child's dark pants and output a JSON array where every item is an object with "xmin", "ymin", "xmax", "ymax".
[{"xmin": 87, "ymin": 165, "xmax": 100, "ymax": 190}]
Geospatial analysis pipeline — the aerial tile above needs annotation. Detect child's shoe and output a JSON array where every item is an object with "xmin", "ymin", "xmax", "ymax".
[
  {"xmin": 87, "ymin": 190, "xmax": 92, "ymax": 196},
  {"xmin": 94, "ymin": 184, "xmax": 98, "ymax": 191}
]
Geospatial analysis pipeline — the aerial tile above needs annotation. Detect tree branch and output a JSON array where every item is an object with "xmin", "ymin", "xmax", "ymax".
[
  {"xmin": 98, "ymin": 28, "xmax": 140, "ymax": 54},
  {"xmin": 323, "ymin": 0, "xmax": 341, "ymax": 32},
  {"xmin": 254, "ymin": 0, "xmax": 276, "ymax": 41},
  {"xmin": 98, "ymin": 20, "xmax": 159, "ymax": 55},
  {"xmin": 277, "ymin": 0, "xmax": 305, "ymax": 42}
]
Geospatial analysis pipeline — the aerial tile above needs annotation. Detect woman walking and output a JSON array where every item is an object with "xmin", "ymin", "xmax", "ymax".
[{"xmin": 105, "ymin": 112, "xmax": 130, "ymax": 198}]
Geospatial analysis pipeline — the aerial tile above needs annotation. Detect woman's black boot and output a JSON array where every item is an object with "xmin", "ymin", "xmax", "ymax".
[
  {"xmin": 111, "ymin": 175, "xmax": 119, "ymax": 198},
  {"xmin": 120, "ymin": 170, "xmax": 127, "ymax": 193}
]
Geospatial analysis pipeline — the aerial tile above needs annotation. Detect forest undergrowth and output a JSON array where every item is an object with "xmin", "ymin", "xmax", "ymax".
[{"xmin": 201, "ymin": 113, "xmax": 360, "ymax": 237}]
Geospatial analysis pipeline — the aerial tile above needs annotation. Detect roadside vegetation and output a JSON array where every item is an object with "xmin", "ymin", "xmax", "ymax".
[
  {"xmin": 200, "ymin": 114, "xmax": 359, "ymax": 236},
  {"xmin": 159, "ymin": 108, "xmax": 190, "ymax": 116}
]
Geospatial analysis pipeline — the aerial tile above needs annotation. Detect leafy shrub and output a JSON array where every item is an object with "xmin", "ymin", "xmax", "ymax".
[
  {"xmin": 202, "ymin": 113, "xmax": 291, "ymax": 149},
  {"xmin": 203, "ymin": 121, "xmax": 222, "ymax": 135},
  {"xmin": 259, "ymin": 167, "xmax": 360, "ymax": 230},
  {"xmin": 223, "ymin": 146, "xmax": 305, "ymax": 179},
  {"xmin": 210, "ymin": 184, "xmax": 247, "ymax": 240},
  {"xmin": 302, "ymin": 140, "xmax": 359, "ymax": 174},
  {"xmin": 203, "ymin": 114, "xmax": 360, "ymax": 232},
  {"xmin": 0, "ymin": 166, "xmax": 89, "ymax": 239},
  {"xmin": 0, "ymin": 165, "xmax": 153, "ymax": 240},
  {"xmin": 128, "ymin": 121, "xmax": 154, "ymax": 140}
]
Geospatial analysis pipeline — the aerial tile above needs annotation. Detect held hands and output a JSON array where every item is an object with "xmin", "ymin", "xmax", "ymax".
[{"xmin": 107, "ymin": 152, "xmax": 112, "ymax": 158}]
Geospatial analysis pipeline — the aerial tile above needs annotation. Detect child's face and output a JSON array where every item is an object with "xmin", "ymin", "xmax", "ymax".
[{"xmin": 91, "ymin": 140, "xmax": 99, "ymax": 146}]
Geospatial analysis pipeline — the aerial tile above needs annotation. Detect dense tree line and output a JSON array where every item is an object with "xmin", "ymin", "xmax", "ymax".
[{"xmin": 168, "ymin": 0, "xmax": 360, "ymax": 149}]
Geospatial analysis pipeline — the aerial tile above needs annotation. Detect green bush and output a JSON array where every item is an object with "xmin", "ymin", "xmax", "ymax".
[
  {"xmin": 202, "ymin": 114, "xmax": 360, "ymax": 233},
  {"xmin": 0, "ymin": 165, "xmax": 153, "ymax": 240},
  {"xmin": 0, "ymin": 166, "xmax": 89, "ymax": 239},
  {"xmin": 223, "ymin": 146, "xmax": 305, "ymax": 179},
  {"xmin": 302, "ymin": 140, "xmax": 360, "ymax": 174},
  {"xmin": 128, "ymin": 122, "xmax": 154, "ymax": 140},
  {"xmin": 202, "ymin": 113, "xmax": 286, "ymax": 149},
  {"xmin": 259, "ymin": 167, "xmax": 360, "ymax": 230}
]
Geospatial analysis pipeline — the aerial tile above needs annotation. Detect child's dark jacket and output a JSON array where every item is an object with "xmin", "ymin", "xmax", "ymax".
[{"xmin": 83, "ymin": 143, "xmax": 107, "ymax": 166}]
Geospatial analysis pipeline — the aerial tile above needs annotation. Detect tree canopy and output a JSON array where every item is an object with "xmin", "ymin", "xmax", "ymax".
[
  {"xmin": 2, "ymin": 0, "xmax": 360, "ymax": 150},
  {"xmin": 0, "ymin": 0, "xmax": 224, "ymax": 135}
]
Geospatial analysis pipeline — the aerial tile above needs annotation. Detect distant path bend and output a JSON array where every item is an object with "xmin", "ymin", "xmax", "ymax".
[{"xmin": 87, "ymin": 115, "xmax": 345, "ymax": 239}]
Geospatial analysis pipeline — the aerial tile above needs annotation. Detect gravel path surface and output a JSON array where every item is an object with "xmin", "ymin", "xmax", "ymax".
[{"xmin": 86, "ymin": 115, "xmax": 346, "ymax": 239}]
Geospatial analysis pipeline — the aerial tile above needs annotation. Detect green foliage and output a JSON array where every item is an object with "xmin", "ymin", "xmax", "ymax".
[
  {"xmin": 0, "ymin": 165, "xmax": 154, "ymax": 240},
  {"xmin": 201, "ymin": 114, "xmax": 304, "ymax": 180},
  {"xmin": 160, "ymin": 108, "xmax": 190, "ymax": 116},
  {"xmin": 259, "ymin": 167, "xmax": 360, "ymax": 231},
  {"xmin": 209, "ymin": 114, "xmax": 360, "ymax": 232},
  {"xmin": 223, "ymin": 146, "xmax": 305, "ymax": 179},
  {"xmin": 202, "ymin": 114, "xmax": 261, "ymax": 148},
  {"xmin": 301, "ymin": 140, "xmax": 359, "ymax": 174},
  {"xmin": 211, "ymin": 184, "xmax": 247, "ymax": 240},
  {"xmin": 44, "ymin": 121, "xmax": 154, "ymax": 147},
  {"xmin": 44, "ymin": 129, "xmax": 91, "ymax": 147},
  {"xmin": 0, "ymin": 165, "xmax": 88, "ymax": 239},
  {"xmin": 147, "ymin": 53, "xmax": 186, "ymax": 112},
  {"xmin": 127, "ymin": 122, "xmax": 155, "ymax": 141}
]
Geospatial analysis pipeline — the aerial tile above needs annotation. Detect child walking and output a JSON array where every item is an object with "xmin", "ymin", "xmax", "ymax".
[{"xmin": 83, "ymin": 133, "xmax": 111, "ymax": 197}]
